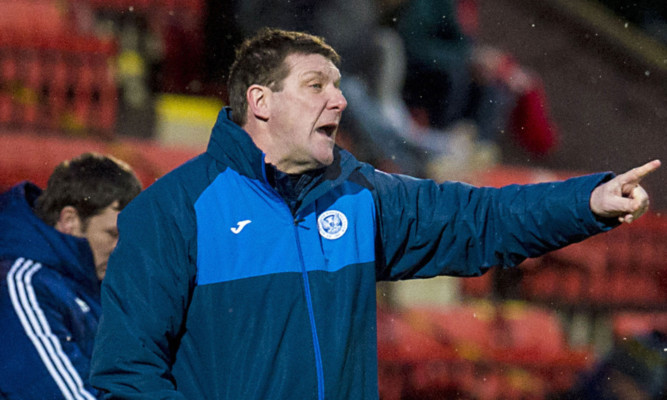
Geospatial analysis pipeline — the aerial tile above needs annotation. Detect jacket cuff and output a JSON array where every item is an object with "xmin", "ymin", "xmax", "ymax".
[{"xmin": 579, "ymin": 172, "xmax": 619, "ymax": 232}]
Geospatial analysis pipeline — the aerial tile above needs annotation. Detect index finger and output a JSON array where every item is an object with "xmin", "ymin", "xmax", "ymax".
[{"xmin": 619, "ymin": 159, "xmax": 662, "ymax": 184}]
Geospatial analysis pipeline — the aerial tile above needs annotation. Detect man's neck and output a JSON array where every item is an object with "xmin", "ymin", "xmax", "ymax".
[{"xmin": 266, "ymin": 164, "xmax": 323, "ymax": 213}]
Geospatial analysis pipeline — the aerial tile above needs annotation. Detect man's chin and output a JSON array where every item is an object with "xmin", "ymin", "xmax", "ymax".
[
  {"xmin": 316, "ymin": 154, "xmax": 335, "ymax": 168},
  {"xmin": 317, "ymin": 143, "xmax": 336, "ymax": 165},
  {"xmin": 96, "ymin": 264, "xmax": 107, "ymax": 280}
]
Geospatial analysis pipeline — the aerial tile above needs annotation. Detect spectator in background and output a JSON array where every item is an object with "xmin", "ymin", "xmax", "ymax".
[
  {"xmin": 0, "ymin": 153, "xmax": 142, "ymax": 399},
  {"xmin": 394, "ymin": 0, "xmax": 559, "ymax": 161}
]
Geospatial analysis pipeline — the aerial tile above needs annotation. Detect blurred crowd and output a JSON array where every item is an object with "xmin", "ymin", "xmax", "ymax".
[{"xmin": 0, "ymin": 0, "xmax": 561, "ymax": 181}]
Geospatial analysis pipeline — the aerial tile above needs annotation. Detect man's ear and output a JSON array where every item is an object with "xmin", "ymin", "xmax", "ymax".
[
  {"xmin": 246, "ymin": 84, "xmax": 270, "ymax": 121},
  {"xmin": 54, "ymin": 206, "xmax": 83, "ymax": 237}
]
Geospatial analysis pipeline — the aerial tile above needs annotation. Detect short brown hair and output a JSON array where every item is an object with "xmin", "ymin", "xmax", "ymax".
[
  {"xmin": 35, "ymin": 153, "xmax": 142, "ymax": 226},
  {"xmin": 227, "ymin": 28, "xmax": 341, "ymax": 126}
]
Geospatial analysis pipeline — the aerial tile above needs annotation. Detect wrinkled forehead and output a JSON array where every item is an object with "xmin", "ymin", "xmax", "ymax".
[{"xmin": 284, "ymin": 52, "xmax": 342, "ymax": 81}]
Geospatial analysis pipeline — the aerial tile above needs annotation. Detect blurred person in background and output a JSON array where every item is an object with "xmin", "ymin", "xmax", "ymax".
[
  {"xmin": 90, "ymin": 28, "xmax": 660, "ymax": 399},
  {"xmin": 394, "ymin": 0, "xmax": 559, "ymax": 163},
  {"xmin": 0, "ymin": 153, "xmax": 142, "ymax": 399}
]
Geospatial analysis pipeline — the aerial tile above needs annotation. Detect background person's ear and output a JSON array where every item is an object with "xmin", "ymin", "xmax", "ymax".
[
  {"xmin": 54, "ymin": 206, "xmax": 83, "ymax": 237},
  {"xmin": 246, "ymin": 84, "xmax": 271, "ymax": 121}
]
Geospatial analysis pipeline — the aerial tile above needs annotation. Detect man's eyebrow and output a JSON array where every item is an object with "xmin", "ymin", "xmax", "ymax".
[
  {"xmin": 300, "ymin": 70, "xmax": 342, "ymax": 86},
  {"xmin": 300, "ymin": 70, "xmax": 327, "ymax": 80}
]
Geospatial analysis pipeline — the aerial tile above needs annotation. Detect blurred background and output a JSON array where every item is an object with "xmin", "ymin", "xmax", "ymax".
[{"xmin": 0, "ymin": 0, "xmax": 665, "ymax": 398}]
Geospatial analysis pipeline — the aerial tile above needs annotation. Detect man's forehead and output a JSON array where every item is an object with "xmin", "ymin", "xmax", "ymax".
[{"xmin": 286, "ymin": 53, "xmax": 341, "ymax": 79}]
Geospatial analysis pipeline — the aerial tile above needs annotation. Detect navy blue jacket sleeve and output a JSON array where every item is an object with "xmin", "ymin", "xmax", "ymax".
[
  {"xmin": 0, "ymin": 259, "xmax": 100, "ymax": 400},
  {"xmin": 369, "ymin": 170, "xmax": 615, "ymax": 280},
  {"xmin": 90, "ymin": 176, "xmax": 197, "ymax": 399}
]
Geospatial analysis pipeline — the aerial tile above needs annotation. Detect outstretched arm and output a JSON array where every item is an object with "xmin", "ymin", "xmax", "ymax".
[
  {"xmin": 370, "ymin": 167, "xmax": 617, "ymax": 280},
  {"xmin": 590, "ymin": 159, "xmax": 661, "ymax": 224}
]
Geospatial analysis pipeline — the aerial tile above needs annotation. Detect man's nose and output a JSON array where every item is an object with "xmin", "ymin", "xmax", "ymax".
[{"xmin": 329, "ymin": 88, "xmax": 347, "ymax": 112}]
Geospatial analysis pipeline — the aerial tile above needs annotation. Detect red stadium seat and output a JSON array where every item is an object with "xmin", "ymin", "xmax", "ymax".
[
  {"xmin": 0, "ymin": 30, "xmax": 118, "ymax": 136},
  {"xmin": 0, "ymin": 0, "xmax": 69, "ymax": 36}
]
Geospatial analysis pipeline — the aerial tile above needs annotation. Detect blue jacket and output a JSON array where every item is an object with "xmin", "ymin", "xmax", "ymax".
[
  {"xmin": 91, "ymin": 108, "xmax": 613, "ymax": 399},
  {"xmin": 0, "ymin": 182, "xmax": 101, "ymax": 400}
]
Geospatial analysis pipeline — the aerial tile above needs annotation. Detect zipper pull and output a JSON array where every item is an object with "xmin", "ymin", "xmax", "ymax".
[{"xmin": 294, "ymin": 216, "xmax": 308, "ymax": 227}]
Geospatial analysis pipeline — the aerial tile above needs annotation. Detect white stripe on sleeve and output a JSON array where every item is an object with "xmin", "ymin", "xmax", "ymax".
[{"xmin": 7, "ymin": 258, "xmax": 96, "ymax": 400}]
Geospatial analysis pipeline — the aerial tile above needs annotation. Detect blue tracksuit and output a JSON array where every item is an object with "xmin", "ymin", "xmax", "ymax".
[
  {"xmin": 0, "ymin": 182, "xmax": 101, "ymax": 399},
  {"xmin": 91, "ymin": 108, "xmax": 614, "ymax": 399}
]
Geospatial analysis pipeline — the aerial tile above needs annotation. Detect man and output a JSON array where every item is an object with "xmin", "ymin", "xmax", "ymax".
[
  {"xmin": 0, "ymin": 153, "xmax": 142, "ymax": 399},
  {"xmin": 90, "ymin": 29, "xmax": 660, "ymax": 399}
]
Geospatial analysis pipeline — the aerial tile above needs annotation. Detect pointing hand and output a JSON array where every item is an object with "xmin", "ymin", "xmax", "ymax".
[{"xmin": 590, "ymin": 159, "xmax": 661, "ymax": 223}]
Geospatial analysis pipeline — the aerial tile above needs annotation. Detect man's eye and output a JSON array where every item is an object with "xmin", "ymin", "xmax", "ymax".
[{"xmin": 310, "ymin": 83, "xmax": 322, "ymax": 89}]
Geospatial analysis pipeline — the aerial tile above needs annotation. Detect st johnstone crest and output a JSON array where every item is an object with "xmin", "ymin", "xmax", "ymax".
[{"xmin": 317, "ymin": 210, "xmax": 348, "ymax": 240}]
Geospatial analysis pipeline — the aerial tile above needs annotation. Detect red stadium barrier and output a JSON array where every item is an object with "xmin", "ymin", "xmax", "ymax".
[{"xmin": 0, "ymin": 130, "xmax": 200, "ymax": 189}]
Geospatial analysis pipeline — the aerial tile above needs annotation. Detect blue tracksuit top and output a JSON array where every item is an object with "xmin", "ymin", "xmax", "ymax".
[
  {"xmin": 91, "ymin": 108, "xmax": 614, "ymax": 399},
  {"xmin": 0, "ymin": 182, "xmax": 101, "ymax": 400}
]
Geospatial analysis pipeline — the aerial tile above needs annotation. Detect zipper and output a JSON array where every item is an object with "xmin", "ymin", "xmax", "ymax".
[
  {"xmin": 294, "ymin": 217, "xmax": 325, "ymax": 400},
  {"xmin": 261, "ymin": 157, "xmax": 325, "ymax": 398}
]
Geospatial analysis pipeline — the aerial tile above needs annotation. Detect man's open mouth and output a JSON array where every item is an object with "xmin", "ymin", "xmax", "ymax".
[{"xmin": 316, "ymin": 123, "xmax": 338, "ymax": 137}]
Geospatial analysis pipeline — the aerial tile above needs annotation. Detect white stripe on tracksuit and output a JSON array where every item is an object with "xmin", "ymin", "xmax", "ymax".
[{"xmin": 7, "ymin": 258, "xmax": 96, "ymax": 400}]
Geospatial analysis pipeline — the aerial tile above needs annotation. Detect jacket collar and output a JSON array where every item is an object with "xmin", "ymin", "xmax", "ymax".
[
  {"xmin": 206, "ymin": 108, "xmax": 361, "ymax": 211},
  {"xmin": 206, "ymin": 108, "xmax": 267, "ymax": 181},
  {"xmin": 0, "ymin": 182, "xmax": 100, "ymax": 296}
]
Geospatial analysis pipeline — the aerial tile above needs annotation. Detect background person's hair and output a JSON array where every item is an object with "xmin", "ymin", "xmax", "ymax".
[
  {"xmin": 227, "ymin": 28, "xmax": 341, "ymax": 126},
  {"xmin": 35, "ymin": 152, "xmax": 142, "ymax": 227}
]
